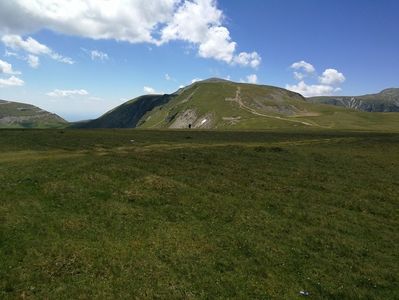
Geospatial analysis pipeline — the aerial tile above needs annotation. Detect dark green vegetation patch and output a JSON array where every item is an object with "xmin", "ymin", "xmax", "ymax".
[{"xmin": 1, "ymin": 129, "xmax": 398, "ymax": 298}]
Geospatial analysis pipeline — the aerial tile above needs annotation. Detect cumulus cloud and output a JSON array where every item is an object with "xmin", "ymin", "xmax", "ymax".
[
  {"xmin": 2, "ymin": 35, "xmax": 74, "ymax": 65},
  {"xmin": 285, "ymin": 81, "xmax": 336, "ymax": 97},
  {"xmin": 160, "ymin": 0, "xmax": 234, "ymax": 62},
  {"xmin": 143, "ymin": 86, "xmax": 157, "ymax": 94},
  {"xmin": 319, "ymin": 68, "xmax": 346, "ymax": 85},
  {"xmin": 165, "ymin": 73, "xmax": 172, "ymax": 81},
  {"xmin": 290, "ymin": 60, "xmax": 315, "ymax": 80},
  {"xmin": 291, "ymin": 60, "xmax": 315, "ymax": 73},
  {"xmin": 197, "ymin": 26, "xmax": 236, "ymax": 63},
  {"xmin": 160, "ymin": 0, "xmax": 260, "ymax": 67},
  {"xmin": 0, "ymin": 0, "xmax": 260, "ymax": 67},
  {"xmin": 0, "ymin": 59, "xmax": 20, "ymax": 74},
  {"xmin": 233, "ymin": 52, "xmax": 261, "ymax": 68},
  {"xmin": 47, "ymin": 89, "xmax": 89, "ymax": 97},
  {"xmin": 0, "ymin": 75, "xmax": 24, "ymax": 87},
  {"xmin": 286, "ymin": 61, "xmax": 345, "ymax": 97},
  {"xmin": 0, "ymin": 0, "xmax": 177, "ymax": 43}
]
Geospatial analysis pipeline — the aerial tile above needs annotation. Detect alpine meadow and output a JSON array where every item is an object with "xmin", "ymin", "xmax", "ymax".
[{"xmin": 1, "ymin": 0, "xmax": 398, "ymax": 299}]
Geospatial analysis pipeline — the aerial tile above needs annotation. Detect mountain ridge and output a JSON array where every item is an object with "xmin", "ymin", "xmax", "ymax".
[
  {"xmin": 74, "ymin": 79, "xmax": 399, "ymax": 131},
  {"xmin": 0, "ymin": 99, "xmax": 67, "ymax": 128},
  {"xmin": 307, "ymin": 88, "xmax": 399, "ymax": 112}
]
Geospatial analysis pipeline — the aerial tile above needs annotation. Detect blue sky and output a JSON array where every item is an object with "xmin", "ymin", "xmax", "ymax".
[{"xmin": 0, "ymin": 0, "xmax": 398, "ymax": 121}]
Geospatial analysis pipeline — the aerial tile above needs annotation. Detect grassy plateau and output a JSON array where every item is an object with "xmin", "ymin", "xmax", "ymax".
[{"xmin": 0, "ymin": 129, "xmax": 398, "ymax": 299}]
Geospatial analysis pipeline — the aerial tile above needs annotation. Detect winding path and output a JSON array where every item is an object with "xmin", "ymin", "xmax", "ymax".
[{"xmin": 228, "ymin": 87, "xmax": 319, "ymax": 127}]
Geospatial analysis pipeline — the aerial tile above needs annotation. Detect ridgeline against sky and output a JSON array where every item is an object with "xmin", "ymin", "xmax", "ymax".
[{"xmin": 0, "ymin": 0, "xmax": 398, "ymax": 121}]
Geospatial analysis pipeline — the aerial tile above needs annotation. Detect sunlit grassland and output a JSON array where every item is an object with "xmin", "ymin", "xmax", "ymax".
[{"xmin": 1, "ymin": 129, "xmax": 398, "ymax": 299}]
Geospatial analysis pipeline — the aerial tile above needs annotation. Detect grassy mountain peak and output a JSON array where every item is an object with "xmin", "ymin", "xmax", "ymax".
[{"xmin": 76, "ymin": 80, "xmax": 399, "ymax": 130}]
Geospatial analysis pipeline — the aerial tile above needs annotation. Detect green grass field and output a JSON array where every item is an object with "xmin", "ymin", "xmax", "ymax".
[{"xmin": 1, "ymin": 129, "xmax": 398, "ymax": 299}]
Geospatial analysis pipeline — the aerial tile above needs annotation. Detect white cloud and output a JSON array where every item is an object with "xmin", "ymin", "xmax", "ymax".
[
  {"xmin": 0, "ymin": 75, "xmax": 24, "ymax": 87},
  {"xmin": 2, "ymin": 35, "xmax": 49, "ymax": 55},
  {"xmin": 285, "ymin": 81, "xmax": 335, "ymax": 97},
  {"xmin": 287, "ymin": 61, "xmax": 345, "ymax": 97},
  {"xmin": 319, "ymin": 68, "xmax": 346, "ymax": 85},
  {"xmin": 233, "ymin": 52, "xmax": 261, "ymax": 68},
  {"xmin": 161, "ymin": 1, "xmax": 261, "ymax": 67},
  {"xmin": 0, "ymin": 0, "xmax": 178, "ymax": 43},
  {"xmin": 291, "ymin": 60, "xmax": 315, "ymax": 73},
  {"xmin": 143, "ymin": 86, "xmax": 156, "ymax": 94},
  {"xmin": 47, "ymin": 89, "xmax": 89, "ymax": 97},
  {"xmin": 293, "ymin": 71, "xmax": 305, "ymax": 81},
  {"xmin": 0, "ymin": 0, "xmax": 260, "ymax": 67},
  {"xmin": 197, "ymin": 26, "xmax": 236, "ymax": 63},
  {"xmin": 50, "ymin": 53, "xmax": 74, "ymax": 65},
  {"xmin": 0, "ymin": 59, "xmax": 20, "ymax": 74},
  {"xmin": 334, "ymin": 87, "xmax": 342, "ymax": 93},
  {"xmin": 90, "ymin": 50, "xmax": 109, "ymax": 61},
  {"xmin": 191, "ymin": 78, "xmax": 202, "ymax": 84},
  {"xmin": 27, "ymin": 55, "xmax": 39, "ymax": 68},
  {"xmin": 160, "ymin": 0, "xmax": 225, "ymax": 45},
  {"xmin": 241, "ymin": 74, "xmax": 258, "ymax": 84},
  {"xmin": 2, "ymin": 35, "xmax": 74, "ymax": 64},
  {"xmin": 290, "ymin": 60, "xmax": 315, "ymax": 80}
]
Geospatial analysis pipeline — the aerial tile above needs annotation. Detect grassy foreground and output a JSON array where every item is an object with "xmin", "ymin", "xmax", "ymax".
[{"xmin": 0, "ymin": 129, "xmax": 398, "ymax": 299}]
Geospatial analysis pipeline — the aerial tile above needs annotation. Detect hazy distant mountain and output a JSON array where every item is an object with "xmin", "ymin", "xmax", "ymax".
[
  {"xmin": 0, "ymin": 100, "xmax": 67, "ymax": 128},
  {"xmin": 307, "ymin": 88, "xmax": 399, "ymax": 112}
]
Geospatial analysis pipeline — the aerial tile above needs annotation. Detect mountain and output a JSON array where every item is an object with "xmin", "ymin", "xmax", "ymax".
[
  {"xmin": 0, "ymin": 100, "xmax": 67, "ymax": 128},
  {"xmin": 75, "ymin": 79, "xmax": 399, "ymax": 131},
  {"xmin": 307, "ymin": 88, "xmax": 399, "ymax": 112},
  {"xmin": 75, "ymin": 94, "xmax": 172, "ymax": 129}
]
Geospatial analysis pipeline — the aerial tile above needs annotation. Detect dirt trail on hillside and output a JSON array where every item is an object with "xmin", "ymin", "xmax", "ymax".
[{"xmin": 228, "ymin": 87, "xmax": 319, "ymax": 127}]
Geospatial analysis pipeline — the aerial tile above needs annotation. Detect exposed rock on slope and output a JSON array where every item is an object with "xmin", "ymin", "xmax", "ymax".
[
  {"xmin": 308, "ymin": 88, "xmax": 399, "ymax": 112},
  {"xmin": 75, "ymin": 80, "xmax": 399, "ymax": 130}
]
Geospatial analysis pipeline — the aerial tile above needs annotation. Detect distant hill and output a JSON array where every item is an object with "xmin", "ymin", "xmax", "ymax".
[
  {"xmin": 0, "ymin": 100, "xmax": 67, "ymax": 128},
  {"xmin": 75, "ymin": 79, "xmax": 399, "ymax": 131},
  {"xmin": 307, "ymin": 88, "xmax": 399, "ymax": 112}
]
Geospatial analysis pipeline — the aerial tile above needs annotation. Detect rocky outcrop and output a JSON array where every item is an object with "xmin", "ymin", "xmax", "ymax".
[{"xmin": 308, "ymin": 88, "xmax": 399, "ymax": 112}]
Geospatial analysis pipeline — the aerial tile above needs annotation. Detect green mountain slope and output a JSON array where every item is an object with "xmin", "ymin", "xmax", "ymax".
[
  {"xmin": 75, "ymin": 94, "xmax": 173, "ymax": 129},
  {"xmin": 77, "ymin": 80, "xmax": 399, "ymax": 131},
  {"xmin": 308, "ymin": 88, "xmax": 399, "ymax": 112},
  {"xmin": 0, "ymin": 100, "xmax": 67, "ymax": 128}
]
